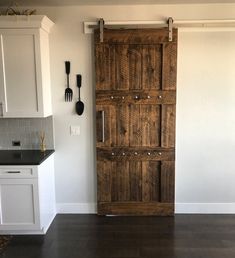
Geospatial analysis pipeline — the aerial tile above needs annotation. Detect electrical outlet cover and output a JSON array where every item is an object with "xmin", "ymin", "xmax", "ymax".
[{"xmin": 70, "ymin": 126, "xmax": 80, "ymax": 136}]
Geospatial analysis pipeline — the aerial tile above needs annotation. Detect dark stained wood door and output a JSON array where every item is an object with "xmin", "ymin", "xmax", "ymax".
[{"xmin": 95, "ymin": 28, "xmax": 177, "ymax": 216}]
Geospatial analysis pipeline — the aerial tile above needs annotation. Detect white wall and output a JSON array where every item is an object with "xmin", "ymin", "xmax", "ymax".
[
  {"xmin": 176, "ymin": 30, "xmax": 235, "ymax": 213},
  {"xmin": 33, "ymin": 4, "xmax": 235, "ymax": 213}
]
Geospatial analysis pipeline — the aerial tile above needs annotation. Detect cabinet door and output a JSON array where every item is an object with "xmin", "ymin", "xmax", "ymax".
[
  {"xmin": 0, "ymin": 178, "xmax": 40, "ymax": 230},
  {"xmin": 0, "ymin": 29, "xmax": 44, "ymax": 117}
]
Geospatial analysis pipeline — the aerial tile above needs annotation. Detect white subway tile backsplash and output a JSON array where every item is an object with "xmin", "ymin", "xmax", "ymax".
[{"xmin": 0, "ymin": 116, "xmax": 54, "ymax": 150}]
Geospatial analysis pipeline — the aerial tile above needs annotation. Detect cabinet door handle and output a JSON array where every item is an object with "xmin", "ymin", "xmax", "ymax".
[{"xmin": 6, "ymin": 171, "xmax": 21, "ymax": 174}]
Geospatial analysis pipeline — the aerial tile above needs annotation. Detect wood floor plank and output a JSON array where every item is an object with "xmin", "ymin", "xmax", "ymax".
[{"xmin": 2, "ymin": 214, "xmax": 235, "ymax": 258}]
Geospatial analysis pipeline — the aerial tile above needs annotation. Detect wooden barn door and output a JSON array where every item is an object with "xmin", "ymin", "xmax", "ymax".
[{"xmin": 95, "ymin": 28, "xmax": 177, "ymax": 216}]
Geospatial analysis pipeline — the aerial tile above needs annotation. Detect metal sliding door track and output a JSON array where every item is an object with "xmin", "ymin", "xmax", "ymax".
[{"xmin": 84, "ymin": 18, "xmax": 235, "ymax": 35}]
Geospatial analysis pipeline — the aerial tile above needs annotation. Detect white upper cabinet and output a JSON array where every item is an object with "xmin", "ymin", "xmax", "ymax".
[{"xmin": 0, "ymin": 16, "xmax": 54, "ymax": 117}]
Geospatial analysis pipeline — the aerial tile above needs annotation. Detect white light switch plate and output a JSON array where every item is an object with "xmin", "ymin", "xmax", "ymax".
[{"xmin": 70, "ymin": 126, "xmax": 80, "ymax": 136}]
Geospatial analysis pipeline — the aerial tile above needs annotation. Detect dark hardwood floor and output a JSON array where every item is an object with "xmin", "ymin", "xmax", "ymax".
[{"xmin": 2, "ymin": 214, "xmax": 235, "ymax": 258}]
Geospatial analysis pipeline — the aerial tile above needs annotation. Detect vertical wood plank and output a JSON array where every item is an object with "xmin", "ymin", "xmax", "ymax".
[
  {"xmin": 141, "ymin": 105, "xmax": 161, "ymax": 147},
  {"xmin": 142, "ymin": 161, "xmax": 149, "ymax": 202},
  {"xmin": 142, "ymin": 45, "xmax": 161, "ymax": 90},
  {"xmin": 109, "ymin": 45, "xmax": 116, "ymax": 90},
  {"xmin": 150, "ymin": 105, "xmax": 161, "ymax": 147},
  {"xmin": 161, "ymin": 104, "xmax": 176, "ymax": 148},
  {"xmin": 130, "ymin": 104, "xmax": 141, "ymax": 147},
  {"xmin": 110, "ymin": 105, "xmax": 117, "ymax": 147},
  {"xmin": 97, "ymin": 161, "xmax": 111, "ymax": 202},
  {"xmin": 162, "ymin": 43, "xmax": 177, "ymax": 90},
  {"xmin": 151, "ymin": 161, "xmax": 161, "ymax": 202},
  {"xmin": 115, "ymin": 45, "xmax": 129, "ymax": 90},
  {"xmin": 117, "ymin": 104, "xmax": 130, "ymax": 146},
  {"xmin": 141, "ymin": 105, "xmax": 151, "ymax": 147},
  {"xmin": 96, "ymin": 110, "xmax": 103, "ymax": 143},
  {"xmin": 161, "ymin": 161, "xmax": 175, "ymax": 202},
  {"xmin": 111, "ymin": 161, "xmax": 118, "ymax": 202},
  {"xmin": 142, "ymin": 161, "xmax": 160, "ymax": 202},
  {"xmin": 117, "ymin": 161, "xmax": 130, "ymax": 201},
  {"xmin": 129, "ymin": 161, "xmax": 142, "ymax": 201},
  {"xmin": 95, "ymin": 44, "xmax": 110, "ymax": 90},
  {"xmin": 161, "ymin": 44, "xmax": 165, "ymax": 90},
  {"xmin": 111, "ymin": 161, "xmax": 131, "ymax": 202},
  {"xmin": 129, "ymin": 45, "xmax": 142, "ymax": 90}
]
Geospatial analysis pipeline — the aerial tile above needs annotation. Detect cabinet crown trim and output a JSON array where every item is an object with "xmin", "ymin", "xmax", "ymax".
[{"xmin": 0, "ymin": 15, "xmax": 54, "ymax": 33}]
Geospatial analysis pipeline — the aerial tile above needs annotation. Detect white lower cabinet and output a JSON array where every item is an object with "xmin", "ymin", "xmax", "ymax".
[
  {"xmin": 0, "ymin": 179, "xmax": 40, "ymax": 231},
  {"xmin": 0, "ymin": 155, "xmax": 56, "ymax": 234}
]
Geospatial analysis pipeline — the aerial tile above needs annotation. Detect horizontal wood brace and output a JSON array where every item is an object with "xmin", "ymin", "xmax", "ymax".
[
  {"xmin": 97, "ymin": 147, "xmax": 175, "ymax": 161},
  {"xmin": 96, "ymin": 90, "xmax": 176, "ymax": 105},
  {"xmin": 94, "ymin": 28, "xmax": 178, "ymax": 44},
  {"xmin": 98, "ymin": 202, "xmax": 174, "ymax": 216}
]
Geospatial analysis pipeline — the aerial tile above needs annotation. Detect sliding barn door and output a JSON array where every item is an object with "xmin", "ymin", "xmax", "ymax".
[{"xmin": 95, "ymin": 28, "xmax": 177, "ymax": 216}]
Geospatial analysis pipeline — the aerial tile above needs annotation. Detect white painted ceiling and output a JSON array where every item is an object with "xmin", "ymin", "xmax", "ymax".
[{"xmin": 0, "ymin": 0, "xmax": 235, "ymax": 6}]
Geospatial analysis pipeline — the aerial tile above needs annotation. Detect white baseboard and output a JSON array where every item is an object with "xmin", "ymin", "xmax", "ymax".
[
  {"xmin": 56, "ymin": 202, "xmax": 235, "ymax": 214},
  {"xmin": 175, "ymin": 203, "xmax": 235, "ymax": 214},
  {"xmin": 56, "ymin": 203, "xmax": 97, "ymax": 214}
]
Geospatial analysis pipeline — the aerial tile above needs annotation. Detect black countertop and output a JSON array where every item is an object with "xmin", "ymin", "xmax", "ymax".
[{"xmin": 0, "ymin": 150, "xmax": 55, "ymax": 165}]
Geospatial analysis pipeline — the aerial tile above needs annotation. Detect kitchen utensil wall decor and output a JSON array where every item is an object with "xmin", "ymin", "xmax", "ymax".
[
  {"xmin": 76, "ymin": 74, "xmax": 84, "ymax": 115},
  {"xmin": 64, "ymin": 61, "xmax": 84, "ymax": 115},
  {"xmin": 64, "ymin": 61, "xmax": 73, "ymax": 101}
]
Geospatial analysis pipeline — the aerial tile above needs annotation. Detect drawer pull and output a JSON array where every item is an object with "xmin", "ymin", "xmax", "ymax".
[{"xmin": 6, "ymin": 171, "xmax": 21, "ymax": 174}]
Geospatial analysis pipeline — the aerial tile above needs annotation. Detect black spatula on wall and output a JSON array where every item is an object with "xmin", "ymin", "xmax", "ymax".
[{"xmin": 76, "ymin": 74, "xmax": 84, "ymax": 115}]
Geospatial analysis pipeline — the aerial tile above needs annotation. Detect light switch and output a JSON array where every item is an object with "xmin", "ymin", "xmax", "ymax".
[{"xmin": 70, "ymin": 126, "xmax": 80, "ymax": 136}]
